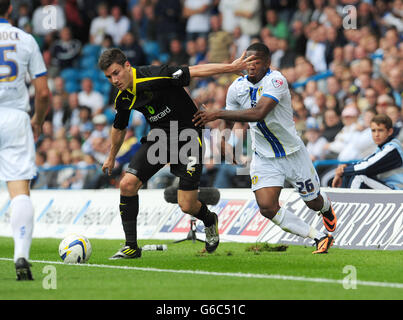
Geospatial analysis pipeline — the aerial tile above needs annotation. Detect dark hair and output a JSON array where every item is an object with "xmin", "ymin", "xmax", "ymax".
[
  {"xmin": 246, "ymin": 42, "xmax": 271, "ymax": 59},
  {"xmin": 98, "ymin": 48, "xmax": 128, "ymax": 71},
  {"xmin": 0, "ymin": 0, "xmax": 10, "ymax": 16},
  {"xmin": 371, "ymin": 114, "xmax": 393, "ymax": 130}
]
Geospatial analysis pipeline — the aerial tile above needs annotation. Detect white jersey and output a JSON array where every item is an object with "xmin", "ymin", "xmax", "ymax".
[
  {"xmin": 0, "ymin": 18, "xmax": 47, "ymax": 112},
  {"xmin": 226, "ymin": 69, "xmax": 302, "ymax": 158}
]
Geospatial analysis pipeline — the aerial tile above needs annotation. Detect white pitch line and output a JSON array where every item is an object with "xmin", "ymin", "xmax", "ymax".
[{"xmin": 1, "ymin": 257, "xmax": 403, "ymax": 289}]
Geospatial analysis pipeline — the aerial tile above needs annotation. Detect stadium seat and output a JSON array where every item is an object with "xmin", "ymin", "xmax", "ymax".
[
  {"xmin": 159, "ymin": 53, "xmax": 170, "ymax": 64},
  {"xmin": 143, "ymin": 41, "xmax": 160, "ymax": 63},
  {"xmin": 79, "ymin": 68, "xmax": 99, "ymax": 82},
  {"xmin": 81, "ymin": 44, "xmax": 101, "ymax": 58},
  {"xmin": 79, "ymin": 55, "xmax": 98, "ymax": 69},
  {"xmin": 60, "ymin": 68, "xmax": 79, "ymax": 82},
  {"xmin": 65, "ymin": 80, "xmax": 80, "ymax": 93}
]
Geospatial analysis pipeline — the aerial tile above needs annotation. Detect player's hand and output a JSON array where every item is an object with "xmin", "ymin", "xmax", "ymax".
[
  {"xmin": 30, "ymin": 118, "xmax": 42, "ymax": 142},
  {"xmin": 193, "ymin": 105, "xmax": 218, "ymax": 127},
  {"xmin": 332, "ymin": 174, "xmax": 342, "ymax": 188},
  {"xmin": 231, "ymin": 51, "xmax": 256, "ymax": 75},
  {"xmin": 335, "ymin": 164, "xmax": 347, "ymax": 176},
  {"xmin": 102, "ymin": 156, "xmax": 115, "ymax": 176}
]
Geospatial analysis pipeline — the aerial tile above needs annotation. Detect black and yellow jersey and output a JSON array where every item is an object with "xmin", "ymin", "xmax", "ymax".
[{"xmin": 113, "ymin": 65, "xmax": 199, "ymax": 132}]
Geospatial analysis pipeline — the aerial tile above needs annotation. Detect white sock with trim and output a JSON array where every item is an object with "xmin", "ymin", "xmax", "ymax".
[
  {"xmin": 10, "ymin": 195, "xmax": 34, "ymax": 262},
  {"xmin": 272, "ymin": 207, "xmax": 325, "ymax": 240}
]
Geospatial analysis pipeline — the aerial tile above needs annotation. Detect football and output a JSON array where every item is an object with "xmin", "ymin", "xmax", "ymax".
[{"xmin": 58, "ymin": 234, "xmax": 92, "ymax": 264}]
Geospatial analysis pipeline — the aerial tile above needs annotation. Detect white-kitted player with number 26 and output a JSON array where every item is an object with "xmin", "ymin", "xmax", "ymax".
[{"xmin": 194, "ymin": 43, "xmax": 336, "ymax": 254}]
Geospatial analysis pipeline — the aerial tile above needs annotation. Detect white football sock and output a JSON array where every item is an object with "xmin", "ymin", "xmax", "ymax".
[
  {"xmin": 272, "ymin": 207, "xmax": 325, "ymax": 240},
  {"xmin": 10, "ymin": 195, "xmax": 34, "ymax": 262}
]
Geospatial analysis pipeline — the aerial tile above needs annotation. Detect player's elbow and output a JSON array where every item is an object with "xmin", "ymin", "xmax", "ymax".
[{"xmin": 37, "ymin": 87, "xmax": 50, "ymax": 102}]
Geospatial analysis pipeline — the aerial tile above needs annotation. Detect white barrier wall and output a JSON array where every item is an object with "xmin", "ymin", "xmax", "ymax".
[{"xmin": 0, "ymin": 188, "xmax": 402, "ymax": 250}]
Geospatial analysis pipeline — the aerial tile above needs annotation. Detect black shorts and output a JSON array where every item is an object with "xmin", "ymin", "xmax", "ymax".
[{"xmin": 126, "ymin": 132, "xmax": 203, "ymax": 191}]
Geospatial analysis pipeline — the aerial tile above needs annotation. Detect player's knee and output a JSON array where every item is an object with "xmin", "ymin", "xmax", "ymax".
[
  {"xmin": 178, "ymin": 200, "xmax": 196, "ymax": 215},
  {"xmin": 259, "ymin": 203, "xmax": 280, "ymax": 220},
  {"xmin": 305, "ymin": 196, "xmax": 323, "ymax": 211},
  {"xmin": 119, "ymin": 174, "xmax": 142, "ymax": 196}
]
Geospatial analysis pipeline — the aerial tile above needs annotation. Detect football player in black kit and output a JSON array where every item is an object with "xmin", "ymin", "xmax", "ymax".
[{"xmin": 99, "ymin": 48, "xmax": 255, "ymax": 259}]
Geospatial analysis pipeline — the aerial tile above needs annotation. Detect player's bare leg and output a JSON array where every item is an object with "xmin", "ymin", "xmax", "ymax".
[{"xmin": 178, "ymin": 189, "xmax": 219, "ymax": 253}]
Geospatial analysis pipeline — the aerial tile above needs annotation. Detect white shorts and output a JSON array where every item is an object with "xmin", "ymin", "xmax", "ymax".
[
  {"xmin": 250, "ymin": 146, "xmax": 321, "ymax": 201},
  {"xmin": 0, "ymin": 108, "xmax": 36, "ymax": 182}
]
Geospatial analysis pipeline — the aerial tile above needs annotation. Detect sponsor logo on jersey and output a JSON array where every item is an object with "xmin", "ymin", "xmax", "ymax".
[
  {"xmin": 272, "ymin": 78, "xmax": 283, "ymax": 88},
  {"xmin": 148, "ymin": 106, "xmax": 172, "ymax": 122}
]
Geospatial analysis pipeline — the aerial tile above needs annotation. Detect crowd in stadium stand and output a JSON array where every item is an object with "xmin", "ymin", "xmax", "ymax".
[{"xmin": 8, "ymin": 0, "xmax": 402, "ymax": 190}]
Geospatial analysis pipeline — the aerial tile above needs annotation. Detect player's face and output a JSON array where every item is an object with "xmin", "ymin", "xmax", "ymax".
[
  {"xmin": 246, "ymin": 51, "xmax": 270, "ymax": 83},
  {"xmin": 104, "ymin": 62, "xmax": 133, "ymax": 91},
  {"xmin": 370, "ymin": 122, "xmax": 393, "ymax": 145}
]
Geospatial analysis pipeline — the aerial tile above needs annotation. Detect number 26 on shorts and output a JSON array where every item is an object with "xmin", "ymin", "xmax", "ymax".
[{"xmin": 296, "ymin": 179, "xmax": 315, "ymax": 194}]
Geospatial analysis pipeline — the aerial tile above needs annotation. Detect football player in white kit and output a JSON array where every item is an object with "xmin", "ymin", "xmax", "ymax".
[
  {"xmin": 0, "ymin": 1, "xmax": 50, "ymax": 279},
  {"xmin": 194, "ymin": 43, "xmax": 336, "ymax": 253}
]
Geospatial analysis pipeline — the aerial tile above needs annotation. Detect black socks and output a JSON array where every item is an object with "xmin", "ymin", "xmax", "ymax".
[
  {"xmin": 194, "ymin": 203, "xmax": 216, "ymax": 227},
  {"xmin": 120, "ymin": 195, "xmax": 139, "ymax": 249}
]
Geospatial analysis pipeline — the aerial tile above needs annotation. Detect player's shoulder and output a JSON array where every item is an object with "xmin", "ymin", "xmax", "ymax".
[
  {"xmin": 230, "ymin": 74, "xmax": 248, "ymax": 89},
  {"xmin": 386, "ymin": 138, "xmax": 403, "ymax": 151},
  {"xmin": 7, "ymin": 25, "xmax": 36, "ymax": 42},
  {"xmin": 263, "ymin": 69, "xmax": 288, "ymax": 90}
]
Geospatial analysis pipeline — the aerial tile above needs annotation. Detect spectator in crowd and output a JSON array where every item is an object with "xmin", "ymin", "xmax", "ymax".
[
  {"xmin": 305, "ymin": 117, "xmax": 328, "ymax": 161},
  {"xmin": 154, "ymin": 0, "xmax": 182, "ymax": 54},
  {"xmin": 89, "ymin": 2, "xmax": 113, "ymax": 45},
  {"xmin": 232, "ymin": 25, "xmax": 251, "ymax": 59},
  {"xmin": 375, "ymin": 93, "xmax": 395, "ymax": 115},
  {"xmin": 265, "ymin": 9, "xmax": 289, "ymax": 41},
  {"xmin": 78, "ymin": 78, "xmax": 104, "ymax": 115},
  {"xmin": 321, "ymin": 108, "xmax": 344, "ymax": 144},
  {"xmin": 234, "ymin": 0, "xmax": 261, "ymax": 38},
  {"xmin": 167, "ymin": 38, "xmax": 189, "ymax": 66},
  {"xmin": 49, "ymin": 94, "xmax": 68, "ymax": 135},
  {"xmin": 207, "ymin": 14, "xmax": 233, "ymax": 63},
  {"xmin": 218, "ymin": 0, "xmax": 240, "ymax": 34},
  {"xmin": 105, "ymin": 5, "xmax": 130, "ymax": 45},
  {"xmin": 183, "ymin": 0, "xmax": 212, "ymax": 41},
  {"xmin": 305, "ymin": 24, "xmax": 327, "ymax": 72},
  {"xmin": 16, "ymin": 2, "xmax": 30, "ymax": 29},
  {"xmin": 129, "ymin": 4, "xmax": 148, "ymax": 42},
  {"xmin": 338, "ymin": 108, "xmax": 377, "ymax": 161},
  {"xmin": 291, "ymin": 0, "xmax": 313, "ymax": 25},
  {"xmin": 120, "ymin": 32, "xmax": 147, "ymax": 66},
  {"xmin": 332, "ymin": 114, "xmax": 403, "ymax": 190},
  {"xmin": 50, "ymin": 26, "xmax": 81, "ymax": 74},
  {"xmin": 324, "ymin": 104, "xmax": 362, "ymax": 158},
  {"xmin": 389, "ymin": 68, "xmax": 402, "ymax": 108}
]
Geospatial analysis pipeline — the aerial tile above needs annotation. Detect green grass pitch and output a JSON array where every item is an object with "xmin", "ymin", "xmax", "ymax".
[{"xmin": 1, "ymin": 237, "xmax": 402, "ymax": 300}]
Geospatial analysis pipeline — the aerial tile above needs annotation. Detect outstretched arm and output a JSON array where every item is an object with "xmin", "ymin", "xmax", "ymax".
[
  {"xmin": 193, "ymin": 96, "xmax": 278, "ymax": 126},
  {"xmin": 189, "ymin": 52, "xmax": 255, "ymax": 78}
]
